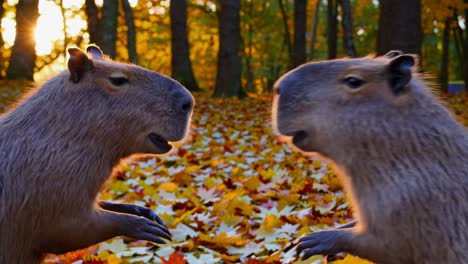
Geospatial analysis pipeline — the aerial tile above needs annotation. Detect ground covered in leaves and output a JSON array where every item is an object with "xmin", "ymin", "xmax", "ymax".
[{"xmin": 1, "ymin": 81, "xmax": 467, "ymax": 264}]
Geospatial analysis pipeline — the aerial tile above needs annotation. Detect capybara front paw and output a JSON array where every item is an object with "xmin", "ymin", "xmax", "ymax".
[
  {"xmin": 123, "ymin": 215, "xmax": 172, "ymax": 244},
  {"xmin": 297, "ymin": 230, "xmax": 345, "ymax": 260},
  {"xmin": 99, "ymin": 201, "xmax": 168, "ymax": 228}
]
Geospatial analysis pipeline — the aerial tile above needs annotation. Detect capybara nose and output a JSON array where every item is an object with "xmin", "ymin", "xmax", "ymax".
[
  {"xmin": 273, "ymin": 80, "xmax": 282, "ymax": 95},
  {"xmin": 176, "ymin": 91, "xmax": 193, "ymax": 113},
  {"xmin": 275, "ymin": 85, "xmax": 282, "ymax": 95}
]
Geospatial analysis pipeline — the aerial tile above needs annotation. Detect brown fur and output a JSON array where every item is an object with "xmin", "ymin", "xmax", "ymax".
[
  {"xmin": 0, "ymin": 46, "xmax": 194, "ymax": 263},
  {"xmin": 272, "ymin": 52, "xmax": 468, "ymax": 263}
]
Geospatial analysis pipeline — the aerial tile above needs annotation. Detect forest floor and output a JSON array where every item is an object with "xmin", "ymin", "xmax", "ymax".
[{"xmin": 1, "ymin": 81, "xmax": 467, "ymax": 264}]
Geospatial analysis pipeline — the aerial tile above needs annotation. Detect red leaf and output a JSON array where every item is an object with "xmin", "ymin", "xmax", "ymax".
[
  {"xmin": 160, "ymin": 252, "xmax": 187, "ymax": 264},
  {"xmin": 244, "ymin": 259, "xmax": 267, "ymax": 264}
]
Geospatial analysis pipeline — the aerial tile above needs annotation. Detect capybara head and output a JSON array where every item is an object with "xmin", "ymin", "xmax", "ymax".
[
  {"xmin": 66, "ymin": 45, "xmax": 194, "ymax": 155},
  {"xmin": 272, "ymin": 51, "xmax": 433, "ymax": 158}
]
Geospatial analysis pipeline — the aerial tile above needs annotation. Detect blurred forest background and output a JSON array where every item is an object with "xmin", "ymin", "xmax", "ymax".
[{"xmin": 0, "ymin": 0, "xmax": 467, "ymax": 97}]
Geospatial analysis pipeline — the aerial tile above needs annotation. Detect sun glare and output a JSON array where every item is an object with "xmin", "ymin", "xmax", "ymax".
[
  {"xmin": 35, "ymin": 0, "xmax": 91, "ymax": 55},
  {"xmin": 1, "ymin": 0, "xmax": 139, "ymax": 80},
  {"xmin": 129, "ymin": 0, "xmax": 138, "ymax": 7},
  {"xmin": 1, "ymin": 0, "xmax": 139, "ymax": 55},
  {"xmin": 1, "ymin": 13, "xmax": 16, "ymax": 48},
  {"xmin": 35, "ymin": 1, "xmax": 63, "ymax": 55},
  {"xmin": 62, "ymin": 0, "xmax": 85, "ymax": 9},
  {"xmin": 6, "ymin": 0, "xmax": 18, "ymax": 5}
]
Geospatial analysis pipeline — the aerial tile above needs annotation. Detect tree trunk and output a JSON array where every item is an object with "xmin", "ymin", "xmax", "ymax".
[
  {"xmin": 309, "ymin": 0, "xmax": 321, "ymax": 61},
  {"xmin": 213, "ymin": 0, "xmax": 245, "ymax": 98},
  {"xmin": 463, "ymin": 0, "xmax": 468, "ymax": 89},
  {"xmin": 377, "ymin": 0, "xmax": 422, "ymax": 55},
  {"xmin": 264, "ymin": 33, "xmax": 282, "ymax": 93},
  {"xmin": 100, "ymin": 0, "xmax": 118, "ymax": 58},
  {"xmin": 0, "ymin": 0, "xmax": 4, "ymax": 44},
  {"xmin": 170, "ymin": 0, "xmax": 199, "ymax": 91},
  {"xmin": 327, "ymin": 0, "xmax": 337, "ymax": 59},
  {"xmin": 278, "ymin": 0, "xmax": 293, "ymax": 68},
  {"xmin": 439, "ymin": 18, "xmax": 450, "ymax": 93},
  {"xmin": 293, "ymin": 0, "xmax": 307, "ymax": 67},
  {"xmin": 244, "ymin": 0, "xmax": 254, "ymax": 93},
  {"xmin": 453, "ymin": 24, "xmax": 464, "ymax": 73},
  {"xmin": 0, "ymin": 0, "xmax": 5, "ymax": 78},
  {"xmin": 85, "ymin": 0, "xmax": 100, "ymax": 45},
  {"xmin": 339, "ymin": 0, "xmax": 356, "ymax": 57},
  {"xmin": 6, "ymin": 0, "xmax": 39, "ymax": 81},
  {"xmin": 122, "ymin": 0, "xmax": 138, "ymax": 64}
]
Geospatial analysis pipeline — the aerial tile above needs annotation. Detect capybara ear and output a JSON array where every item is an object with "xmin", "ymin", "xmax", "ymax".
[
  {"xmin": 86, "ymin": 45, "xmax": 104, "ymax": 60},
  {"xmin": 384, "ymin": 50, "xmax": 404, "ymax": 58},
  {"xmin": 67, "ymin": 47, "xmax": 93, "ymax": 83},
  {"xmin": 387, "ymin": 54, "xmax": 415, "ymax": 95}
]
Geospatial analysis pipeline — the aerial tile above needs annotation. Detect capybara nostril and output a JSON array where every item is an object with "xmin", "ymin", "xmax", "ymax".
[
  {"xmin": 273, "ymin": 83, "xmax": 282, "ymax": 95},
  {"xmin": 276, "ymin": 86, "xmax": 282, "ymax": 95},
  {"xmin": 177, "ymin": 92, "xmax": 193, "ymax": 113},
  {"xmin": 181, "ymin": 100, "xmax": 192, "ymax": 112}
]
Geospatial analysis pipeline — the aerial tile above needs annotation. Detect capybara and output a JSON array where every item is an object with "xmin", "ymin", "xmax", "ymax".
[
  {"xmin": 272, "ymin": 51, "xmax": 468, "ymax": 263},
  {"xmin": 0, "ymin": 45, "xmax": 194, "ymax": 263}
]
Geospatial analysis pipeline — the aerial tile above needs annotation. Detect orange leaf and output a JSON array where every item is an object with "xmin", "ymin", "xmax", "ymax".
[
  {"xmin": 244, "ymin": 258, "xmax": 267, "ymax": 264},
  {"xmin": 160, "ymin": 252, "xmax": 187, "ymax": 264}
]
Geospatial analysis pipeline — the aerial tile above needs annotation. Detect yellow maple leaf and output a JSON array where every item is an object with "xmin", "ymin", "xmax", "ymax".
[
  {"xmin": 159, "ymin": 182, "xmax": 179, "ymax": 192},
  {"xmin": 97, "ymin": 251, "xmax": 121, "ymax": 264},
  {"xmin": 198, "ymin": 232, "xmax": 246, "ymax": 247},
  {"xmin": 256, "ymin": 215, "xmax": 281, "ymax": 236},
  {"xmin": 220, "ymin": 213, "xmax": 244, "ymax": 226},
  {"xmin": 244, "ymin": 176, "xmax": 261, "ymax": 192},
  {"xmin": 110, "ymin": 181, "xmax": 129, "ymax": 195},
  {"xmin": 332, "ymin": 255, "xmax": 374, "ymax": 264}
]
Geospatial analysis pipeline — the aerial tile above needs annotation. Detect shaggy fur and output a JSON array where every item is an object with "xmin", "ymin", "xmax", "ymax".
[
  {"xmin": 0, "ymin": 46, "xmax": 194, "ymax": 263},
  {"xmin": 272, "ymin": 52, "xmax": 468, "ymax": 263}
]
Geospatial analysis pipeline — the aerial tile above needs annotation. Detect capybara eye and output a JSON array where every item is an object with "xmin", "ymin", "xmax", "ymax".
[
  {"xmin": 344, "ymin": 77, "xmax": 365, "ymax": 89},
  {"xmin": 109, "ymin": 77, "xmax": 129, "ymax": 86}
]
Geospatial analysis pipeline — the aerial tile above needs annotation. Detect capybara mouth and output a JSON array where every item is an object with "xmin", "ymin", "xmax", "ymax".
[
  {"xmin": 148, "ymin": 133, "xmax": 172, "ymax": 153},
  {"xmin": 292, "ymin": 130, "xmax": 308, "ymax": 148},
  {"xmin": 278, "ymin": 128, "xmax": 305, "ymax": 138}
]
